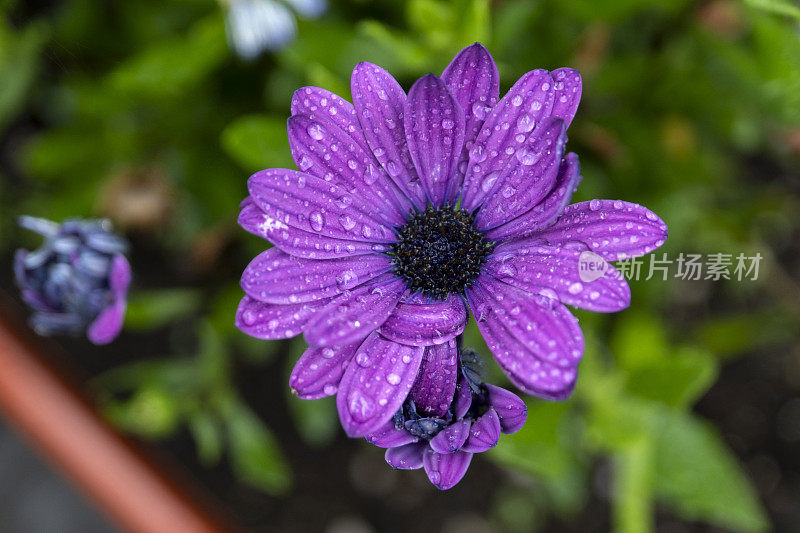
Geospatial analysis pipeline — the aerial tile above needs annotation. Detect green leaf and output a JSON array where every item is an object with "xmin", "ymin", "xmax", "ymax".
[
  {"xmin": 103, "ymin": 386, "xmax": 182, "ymax": 439},
  {"xmin": 624, "ymin": 346, "xmax": 717, "ymax": 408},
  {"xmin": 457, "ymin": 0, "xmax": 491, "ymax": 46},
  {"xmin": 188, "ymin": 412, "xmax": 224, "ymax": 466},
  {"xmin": 490, "ymin": 401, "xmax": 587, "ymax": 513},
  {"xmin": 611, "ymin": 310, "xmax": 669, "ymax": 369},
  {"xmin": 0, "ymin": 20, "xmax": 48, "ymax": 130},
  {"xmin": 221, "ymin": 114, "xmax": 293, "ymax": 172},
  {"xmin": 226, "ymin": 406, "xmax": 292, "ymax": 495},
  {"xmin": 745, "ymin": 0, "xmax": 800, "ymax": 21},
  {"xmin": 124, "ymin": 288, "xmax": 202, "ymax": 330},
  {"xmin": 108, "ymin": 15, "xmax": 227, "ymax": 98},
  {"xmin": 407, "ymin": 0, "xmax": 454, "ymax": 36},
  {"xmin": 654, "ymin": 413, "xmax": 769, "ymax": 533},
  {"xmin": 612, "ymin": 437, "xmax": 655, "ymax": 533}
]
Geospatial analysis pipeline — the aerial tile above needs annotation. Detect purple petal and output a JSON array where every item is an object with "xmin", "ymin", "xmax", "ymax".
[
  {"xmin": 336, "ymin": 333, "xmax": 424, "ymax": 437},
  {"xmin": 385, "ymin": 442, "xmax": 426, "ymax": 470},
  {"xmin": 86, "ymin": 255, "xmax": 130, "ymax": 345},
  {"xmin": 287, "ymin": 113, "xmax": 410, "ymax": 224},
  {"xmin": 239, "ymin": 198, "xmax": 378, "ymax": 260},
  {"xmin": 423, "ymin": 449, "xmax": 473, "ymax": 490},
  {"xmin": 486, "ymin": 152, "xmax": 581, "ymax": 241},
  {"xmin": 467, "ymin": 278, "xmax": 582, "ymax": 399},
  {"xmin": 240, "ymin": 248, "xmax": 391, "ymax": 304},
  {"xmin": 291, "ymin": 87, "xmax": 358, "ymax": 134},
  {"xmin": 408, "ymin": 339, "xmax": 459, "ymax": 418},
  {"xmin": 430, "ymin": 419, "xmax": 471, "ymax": 454},
  {"xmin": 535, "ymin": 200, "xmax": 668, "ymax": 261},
  {"xmin": 235, "ymin": 295, "xmax": 326, "ymax": 339},
  {"xmin": 550, "ymin": 68, "xmax": 582, "ymax": 127},
  {"xmin": 404, "ymin": 74, "xmax": 465, "ymax": 206},
  {"xmin": 86, "ymin": 300, "xmax": 125, "ymax": 345},
  {"xmin": 366, "ymin": 420, "xmax": 418, "ymax": 448},
  {"xmin": 441, "ymin": 43, "xmax": 500, "ymax": 203},
  {"xmin": 484, "ymin": 384, "xmax": 527, "ymax": 434},
  {"xmin": 379, "ymin": 293, "xmax": 467, "ymax": 347},
  {"xmin": 304, "ymin": 274, "xmax": 405, "ymax": 347},
  {"xmin": 248, "ymin": 168, "xmax": 397, "ymax": 243},
  {"xmin": 461, "ymin": 408, "xmax": 501, "ymax": 453},
  {"xmin": 108, "ymin": 254, "xmax": 131, "ymax": 296},
  {"xmin": 453, "ymin": 375, "xmax": 472, "ymax": 419},
  {"xmin": 484, "ymin": 243, "xmax": 631, "ymax": 312},
  {"xmin": 289, "ymin": 342, "xmax": 359, "ymax": 399},
  {"xmin": 351, "ymin": 62, "xmax": 427, "ymax": 208},
  {"xmin": 474, "ymin": 117, "xmax": 567, "ymax": 231},
  {"xmin": 461, "ymin": 70, "xmax": 556, "ymax": 211}
]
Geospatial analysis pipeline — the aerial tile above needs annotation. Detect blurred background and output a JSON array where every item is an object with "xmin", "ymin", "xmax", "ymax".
[{"xmin": 1, "ymin": 0, "xmax": 800, "ymax": 531}]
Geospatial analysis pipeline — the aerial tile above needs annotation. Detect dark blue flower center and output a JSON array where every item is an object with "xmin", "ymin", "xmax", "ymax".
[{"xmin": 389, "ymin": 205, "xmax": 493, "ymax": 300}]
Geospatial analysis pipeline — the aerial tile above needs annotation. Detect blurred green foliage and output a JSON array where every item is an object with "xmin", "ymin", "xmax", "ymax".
[{"xmin": 3, "ymin": 0, "xmax": 800, "ymax": 531}]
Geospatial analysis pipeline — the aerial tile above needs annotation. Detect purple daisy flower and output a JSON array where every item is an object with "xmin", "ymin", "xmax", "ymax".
[
  {"xmin": 366, "ymin": 346, "xmax": 527, "ymax": 490},
  {"xmin": 236, "ymin": 43, "xmax": 667, "ymax": 438},
  {"xmin": 14, "ymin": 216, "xmax": 131, "ymax": 345}
]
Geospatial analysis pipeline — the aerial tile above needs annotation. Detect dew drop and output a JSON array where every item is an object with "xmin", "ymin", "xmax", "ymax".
[
  {"xmin": 309, "ymin": 211, "xmax": 325, "ymax": 231},
  {"xmin": 307, "ymin": 124, "xmax": 325, "ymax": 140}
]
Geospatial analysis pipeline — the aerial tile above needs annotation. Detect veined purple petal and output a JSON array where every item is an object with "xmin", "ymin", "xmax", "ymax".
[
  {"xmin": 366, "ymin": 420, "xmax": 418, "ymax": 448},
  {"xmin": 484, "ymin": 384, "xmax": 527, "ymax": 434},
  {"xmin": 535, "ymin": 200, "xmax": 668, "ymax": 261},
  {"xmin": 240, "ymin": 248, "xmax": 391, "ymax": 304},
  {"xmin": 239, "ymin": 199, "xmax": 377, "ymax": 259},
  {"xmin": 486, "ymin": 152, "xmax": 581, "ymax": 241},
  {"xmin": 461, "ymin": 408, "xmax": 501, "ymax": 452},
  {"xmin": 289, "ymin": 342, "xmax": 359, "ymax": 399},
  {"xmin": 423, "ymin": 449, "xmax": 473, "ymax": 490},
  {"xmin": 408, "ymin": 339, "xmax": 459, "ymax": 418},
  {"xmin": 235, "ymin": 295, "xmax": 326, "ymax": 339},
  {"xmin": 385, "ymin": 442, "xmax": 426, "ymax": 470},
  {"xmin": 351, "ymin": 62, "xmax": 427, "ymax": 208},
  {"xmin": 453, "ymin": 374, "xmax": 472, "ymax": 419},
  {"xmin": 248, "ymin": 168, "xmax": 397, "ymax": 243},
  {"xmin": 475, "ymin": 117, "xmax": 567, "ymax": 230},
  {"xmin": 467, "ymin": 279, "xmax": 582, "ymax": 399},
  {"xmin": 304, "ymin": 274, "xmax": 405, "ymax": 347},
  {"xmin": 461, "ymin": 70, "xmax": 556, "ymax": 211},
  {"xmin": 336, "ymin": 332, "xmax": 424, "ymax": 437},
  {"xmin": 404, "ymin": 74, "xmax": 465, "ymax": 206},
  {"xmin": 291, "ymin": 87, "xmax": 358, "ymax": 134},
  {"xmin": 379, "ymin": 293, "xmax": 467, "ymax": 347},
  {"xmin": 550, "ymin": 68, "xmax": 582, "ymax": 127},
  {"xmin": 430, "ymin": 419, "xmax": 470, "ymax": 454},
  {"xmin": 287, "ymin": 113, "xmax": 410, "ymax": 223},
  {"xmin": 441, "ymin": 43, "xmax": 500, "ymax": 203},
  {"xmin": 485, "ymin": 243, "xmax": 631, "ymax": 312}
]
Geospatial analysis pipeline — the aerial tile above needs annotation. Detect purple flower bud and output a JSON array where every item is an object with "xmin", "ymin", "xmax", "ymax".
[{"xmin": 14, "ymin": 216, "xmax": 131, "ymax": 345}]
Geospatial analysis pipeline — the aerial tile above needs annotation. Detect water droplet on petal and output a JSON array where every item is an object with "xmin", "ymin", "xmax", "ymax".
[
  {"xmin": 347, "ymin": 390, "xmax": 376, "ymax": 422},
  {"xmin": 309, "ymin": 211, "xmax": 325, "ymax": 231},
  {"xmin": 307, "ymin": 124, "xmax": 325, "ymax": 140}
]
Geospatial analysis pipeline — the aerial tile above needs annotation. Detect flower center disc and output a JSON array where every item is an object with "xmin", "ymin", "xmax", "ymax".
[{"xmin": 389, "ymin": 206, "xmax": 493, "ymax": 299}]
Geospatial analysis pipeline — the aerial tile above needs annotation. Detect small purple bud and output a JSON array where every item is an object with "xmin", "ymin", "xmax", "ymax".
[{"xmin": 14, "ymin": 216, "xmax": 131, "ymax": 345}]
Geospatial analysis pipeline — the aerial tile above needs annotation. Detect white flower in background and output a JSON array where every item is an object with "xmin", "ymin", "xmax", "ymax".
[
  {"xmin": 224, "ymin": 0, "xmax": 327, "ymax": 61},
  {"xmin": 283, "ymin": 0, "xmax": 327, "ymax": 18}
]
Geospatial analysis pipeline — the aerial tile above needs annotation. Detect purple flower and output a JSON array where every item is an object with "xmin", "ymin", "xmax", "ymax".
[
  {"xmin": 236, "ymin": 43, "xmax": 667, "ymax": 438},
  {"xmin": 14, "ymin": 216, "xmax": 131, "ymax": 345},
  {"xmin": 365, "ymin": 346, "xmax": 527, "ymax": 490}
]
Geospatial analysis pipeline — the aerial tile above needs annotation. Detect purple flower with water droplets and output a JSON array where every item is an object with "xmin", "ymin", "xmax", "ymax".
[
  {"xmin": 14, "ymin": 216, "xmax": 131, "ymax": 345},
  {"xmin": 366, "ymin": 346, "xmax": 526, "ymax": 490},
  {"xmin": 236, "ymin": 43, "xmax": 667, "ymax": 438}
]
